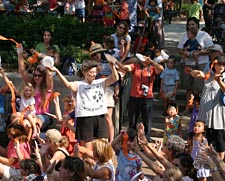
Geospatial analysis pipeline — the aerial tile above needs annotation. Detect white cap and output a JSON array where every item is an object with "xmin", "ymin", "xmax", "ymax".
[
  {"xmin": 136, "ymin": 53, "xmax": 146, "ymax": 62},
  {"xmin": 40, "ymin": 56, "xmax": 54, "ymax": 68}
]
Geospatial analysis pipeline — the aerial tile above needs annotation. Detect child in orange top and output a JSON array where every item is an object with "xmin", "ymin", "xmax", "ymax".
[
  {"xmin": 54, "ymin": 95, "xmax": 76, "ymax": 155},
  {"xmin": 103, "ymin": 0, "xmax": 115, "ymax": 27},
  {"xmin": 119, "ymin": 0, "xmax": 130, "ymax": 25}
]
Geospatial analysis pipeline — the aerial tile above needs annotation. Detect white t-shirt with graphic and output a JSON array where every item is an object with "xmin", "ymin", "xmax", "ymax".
[{"xmin": 75, "ymin": 79, "xmax": 108, "ymax": 117}]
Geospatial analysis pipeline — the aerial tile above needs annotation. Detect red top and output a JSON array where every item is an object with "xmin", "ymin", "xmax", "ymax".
[
  {"xmin": 7, "ymin": 140, "xmax": 31, "ymax": 169},
  {"xmin": 130, "ymin": 63, "xmax": 155, "ymax": 98}
]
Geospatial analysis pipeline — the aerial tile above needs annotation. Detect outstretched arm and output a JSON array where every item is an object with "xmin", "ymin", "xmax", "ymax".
[
  {"xmin": 190, "ymin": 69, "xmax": 205, "ymax": 79},
  {"xmin": 50, "ymin": 66, "xmax": 77, "ymax": 92},
  {"xmin": 104, "ymin": 54, "xmax": 119, "ymax": 87},
  {"xmin": 17, "ymin": 44, "xmax": 32, "ymax": 82}
]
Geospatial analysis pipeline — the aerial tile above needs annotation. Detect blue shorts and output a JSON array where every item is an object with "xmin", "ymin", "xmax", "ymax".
[{"xmin": 36, "ymin": 114, "xmax": 51, "ymax": 132}]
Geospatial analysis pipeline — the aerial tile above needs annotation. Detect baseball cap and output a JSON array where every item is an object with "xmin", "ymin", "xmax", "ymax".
[
  {"xmin": 41, "ymin": 129, "xmax": 62, "ymax": 143},
  {"xmin": 209, "ymin": 44, "xmax": 224, "ymax": 53}
]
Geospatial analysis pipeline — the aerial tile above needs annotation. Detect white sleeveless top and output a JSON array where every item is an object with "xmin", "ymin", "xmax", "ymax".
[
  {"xmin": 75, "ymin": 79, "xmax": 108, "ymax": 117},
  {"xmin": 93, "ymin": 160, "xmax": 115, "ymax": 181}
]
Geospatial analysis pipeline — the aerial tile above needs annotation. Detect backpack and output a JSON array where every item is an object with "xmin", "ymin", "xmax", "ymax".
[{"xmin": 59, "ymin": 55, "xmax": 78, "ymax": 75}]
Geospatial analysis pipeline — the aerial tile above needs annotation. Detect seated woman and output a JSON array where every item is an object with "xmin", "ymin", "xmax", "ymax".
[
  {"xmin": 0, "ymin": 122, "xmax": 31, "ymax": 180},
  {"xmin": 39, "ymin": 129, "xmax": 69, "ymax": 175},
  {"xmin": 17, "ymin": 44, "xmax": 54, "ymax": 132}
]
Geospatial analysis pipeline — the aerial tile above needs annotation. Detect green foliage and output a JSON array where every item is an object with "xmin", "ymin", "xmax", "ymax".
[
  {"xmin": 181, "ymin": 3, "xmax": 189, "ymax": 15},
  {"xmin": 0, "ymin": 13, "xmax": 114, "ymax": 67}
]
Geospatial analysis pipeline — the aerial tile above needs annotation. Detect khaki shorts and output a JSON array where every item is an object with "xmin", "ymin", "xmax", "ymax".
[
  {"xmin": 105, "ymin": 86, "xmax": 115, "ymax": 107},
  {"xmin": 182, "ymin": 63, "xmax": 206, "ymax": 93}
]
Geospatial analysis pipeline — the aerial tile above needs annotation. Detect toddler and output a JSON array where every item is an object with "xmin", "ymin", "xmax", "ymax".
[
  {"xmin": 188, "ymin": 94, "xmax": 201, "ymax": 134},
  {"xmin": 163, "ymin": 103, "xmax": 182, "ymax": 143},
  {"xmin": 19, "ymin": 82, "xmax": 42, "ymax": 138},
  {"xmin": 64, "ymin": 0, "xmax": 76, "ymax": 15},
  {"xmin": 182, "ymin": 27, "xmax": 201, "ymax": 68},
  {"xmin": 188, "ymin": 120, "xmax": 210, "ymax": 181},
  {"xmin": 111, "ymin": 128, "xmax": 144, "ymax": 180},
  {"xmin": 160, "ymin": 55, "xmax": 179, "ymax": 108},
  {"xmin": 145, "ymin": 0, "xmax": 160, "ymax": 20}
]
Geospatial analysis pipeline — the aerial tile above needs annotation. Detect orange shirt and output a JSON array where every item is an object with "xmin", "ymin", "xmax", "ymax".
[{"xmin": 130, "ymin": 63, "xmax": 155, "ymax": 98}]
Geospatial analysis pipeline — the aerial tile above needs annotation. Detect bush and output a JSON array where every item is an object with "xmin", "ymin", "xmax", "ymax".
[{"xmin": 0, "ymin": 13, "xmax": 114, "ymax": 68}]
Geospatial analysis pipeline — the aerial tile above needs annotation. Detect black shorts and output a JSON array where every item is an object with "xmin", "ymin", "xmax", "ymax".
[
  {"xmin": 76, "ymin": 115, "xmax": 108, "ymax": 142},
  {"xmin": 207, "ymin": 128, "xmax": 225, "ymax": 152}
]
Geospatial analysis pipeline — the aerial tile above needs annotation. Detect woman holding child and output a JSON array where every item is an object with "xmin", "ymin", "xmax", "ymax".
[{"xmin": 17, "ymin": 44, "xmax": 54, "ymax": 132}]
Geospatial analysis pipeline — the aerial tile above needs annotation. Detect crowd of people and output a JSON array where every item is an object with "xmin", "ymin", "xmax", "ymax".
[{"xmin": 0, "ymin": 0, "xmax": 225, "ymax": 180}]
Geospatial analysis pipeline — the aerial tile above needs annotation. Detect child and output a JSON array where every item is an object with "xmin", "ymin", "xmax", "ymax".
[
  {"xmin": 145, "ymin": 0, "xmax": 162, "ymax": 34},
  {"xmin": 119, "ymin": 0, "xmax": 130, "ymax": 26},
  {"xmin": 182, "ymin": 27, "xmax": 201, "ymax": 68},
  {"xmin": 22, "ymin": 48, "xmax": 36, "ymax": 73},
  {"xmin": 46, "ymin": 46, "xmax": 60, "ymax": 66},
  {"xmin": 111, "ymin": 128, "xmax": 144, "ymax": 180},
  {"xmin": 163, "ymin": 103, "xmax": 182, "ymax": 143},
  {"xmin": 103, "ymin": 35, "xmax": 126, "ymax": 61},
  {"xmin": 188, "ymin": 94, "xmax": 201, "ymax": 134},
  {"xmin": 145, "ymin": 0, "xmax": 160, "ymax": 20},
  {"xmin": 160, "ymin": 56, "xmax": 179, "ymax": 108},
  {"xmin": 19, "ymin": 82, "xmax": 42, "ymax": 138},
  {"xmin": 188, "ymin": 120, "xmax": 210, "ymax": 181},
  {"xmin": 64, "ymin": 0, "xmax": 76, "ymax": 15},
  {"xmin": 53, "ymin": 94, "xmax": 76, "ymax": 155},
  {"xmin": 103, "ymin": 0, "xmax": 115, "ymax": 27}
]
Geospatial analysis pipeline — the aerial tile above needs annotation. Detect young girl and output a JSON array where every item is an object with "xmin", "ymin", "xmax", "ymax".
[
  {"xmin": 111, "ymin": 128, "xmax": 144, "ymax": 180},
  {"xmin": 74, "ymin": 138, "xmax": 115, "ymax": 181},
  {"xmin": 163, "ymin": 103, "xmax": 182, "ymax": 143},
  {"xmin": 188, "ymin": 120, "xmax": 210, "ymax": 181},
  {"xmin": 103, "ymin": 0, "xmax": 115, "ymax": 27},
  {"xmin": 53, "ymin": 95, "xmax": 76, "ymax": 155},
  {"xmin": 19, "ymin": 82, "xmax": 42, "ymax": 138}
]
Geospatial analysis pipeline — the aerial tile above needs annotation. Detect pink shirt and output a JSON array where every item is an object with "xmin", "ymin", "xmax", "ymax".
[
  {"xmin": 34, "ymin": 90, "xmax": 52, "ymax": 114},
  {"xmin": 7, "ymin": 140, "xmax": 31, "ymax": 169}
]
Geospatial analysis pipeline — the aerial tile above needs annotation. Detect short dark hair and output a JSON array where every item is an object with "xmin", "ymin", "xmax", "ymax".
[
  {"xmin": 186, "ymin": 17, "xmax": 200, "ymax": 31},
  {"xmin": 126, "ymin": 128, "xmax": 137, "ymax": 141},
  {"xmin": 78, "ymin": 60, "xmax": 98, "ymax": 78},
  {"xmin": 20, "ymin": 159, "xmax": 42, "ymax": 175},
  {"xmin": 166, "ymin": 102, "xmax": 178, "ymax": 111},
  {"xmin": 62, "ymin": 156, "xmax": 87, "ymax": 180}
]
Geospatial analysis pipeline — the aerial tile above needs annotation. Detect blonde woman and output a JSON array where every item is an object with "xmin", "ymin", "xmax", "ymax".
[{"xmin": 75, "ymin": 138, "xmax": 115, "ymax": 181}]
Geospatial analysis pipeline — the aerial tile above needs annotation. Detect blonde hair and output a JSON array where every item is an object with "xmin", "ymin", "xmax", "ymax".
[
  {"xmin": 163, "ymin": 167, "xmax": 183, "ymax": 181},
  {"xmin": 92, "ymin": 138, "xmax": 113, "ymax": 164},
  {"xmin": 20, "ymin": 82, "xmax": 34, "ymax": 99}
]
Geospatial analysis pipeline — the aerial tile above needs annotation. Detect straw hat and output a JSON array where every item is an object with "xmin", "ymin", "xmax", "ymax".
[{"xmin": 89, "ymin": 42, "xmax": 106, "ymax": 57}]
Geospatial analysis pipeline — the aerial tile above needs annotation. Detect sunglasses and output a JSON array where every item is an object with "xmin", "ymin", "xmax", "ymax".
[
  {"xmin": 119, "ymin": 26, "xmax": 126, "ymax": 30},
  {"xmin": 33, "ymin": 74, "xmax": 42, "ymax": 77}
]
